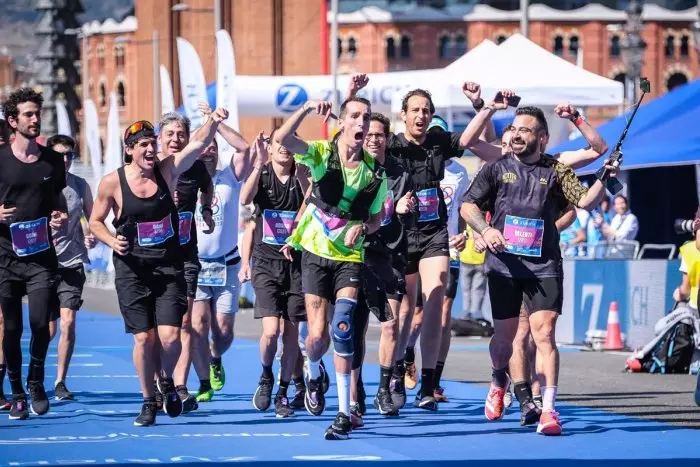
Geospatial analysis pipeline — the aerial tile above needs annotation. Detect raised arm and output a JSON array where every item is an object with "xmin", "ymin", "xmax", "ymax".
[
  {"xmin": 555, "ymin": 161, "xmax": 613, "ymax": 211},
  {"xmin": 239, "ymin": 132, "xmax": 268, "ymax": 206},
  {"xmin": 345, "ymin": 73, "xmax": 369, "ymax": 100},
  {"xmin": 89, "ymin": 173, "xmax": 128, "ymax": 256},
  {"xmin": 274, "ymin": 100, "xmax": 333, "ymax": 155},
  {"xmin": 171, "ymin": 108, "xmax": 227, "ymax": 179},
  {"xmin": 458, "ymin": 87, "xmax": 513, "ymax": 162},
  {"xmin": 553, "ymin": 104, "xmax": 609, "ymax": 170}
]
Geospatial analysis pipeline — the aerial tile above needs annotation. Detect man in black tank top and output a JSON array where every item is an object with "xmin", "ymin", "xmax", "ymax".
[
  {"xmin": 89, "ymin": 109, "xmax": 227, "ymax": 427},
  {"xmin": 239, "ymin": 130, "xmax": 306, "ymax": 418}
]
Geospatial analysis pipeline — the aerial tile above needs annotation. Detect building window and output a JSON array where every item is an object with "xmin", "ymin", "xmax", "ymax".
[
  {"xmin": 115, "ymin": 44, "xmax": 125, "ymax": 68},
  {"xmin": 496, "ymin": 35, "xmax": 507, "ymax": 45},
  {"xmin": 553, "ymin": 35, "xmax": 564, "ymax": 56},
  {"xmin": 438, "ymin": 34, "xmax": 451, "ymax": 59},
  {"xmin": 96, "ymin": 44, "xmax": 105, "ymax": 68},
  {"xmin": 386, "ymin": 37, "xmax": 396, "ymax": 60},
  {"xmin": 454, "ymin": 34, "xmax": 467, "ymax": 56},
  {"xmin": 610, "ymin": 35, "xmax": 621, "ymax": 57},
  {"xmin": 569, "ymin": 35, "xmax": 579, "ymax": 58},
  {"xmin": 613, "ymin": 72, "xmax": 627, "ymax": 99},
  {"xmin": 680, "ymin": 35, "xmax": 690, "ymax": 57},
  {"xmin": 400, "ymin": 35, "xmax": 411, "ymax": 59},
  {"xmin": 117, "ymin": 81, "xmax": 126, "ymax": 107},
  {"xmin": 664, "ymin": 35, "xmax": 675, "ymax": 57},
  {"xmin": 347, "ymin": 37, "xmax": 357, "ymax": 59},
  {"xmin": 667, "ymin": 72, "xmax": 688, "ymax": 91},
  {"xmin": 99, "ymin": 82, "xmax": 106, "ymax": 107}
]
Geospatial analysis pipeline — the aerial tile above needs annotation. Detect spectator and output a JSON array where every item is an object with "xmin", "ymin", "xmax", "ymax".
[
  {"xmin": 460, "ymin": 221, "xmax": 488, "ymax": 321},
  {"xmin": 586, "ymin": 198, "xmax": 611, "ymax": 259},
  {"xmin": 595, "ymin": 195, "xmax": 639, "ymax": 258},
  {"xmin": 0, "ymin": 119, "xmax": 10, "ymax": 145},
  {"xmin": 559, "ymin": 213, "xmax": 586, "ymax": 258}
]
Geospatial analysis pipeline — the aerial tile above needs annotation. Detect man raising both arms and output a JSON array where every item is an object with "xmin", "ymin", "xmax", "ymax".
[
  {"xmin": 460, "ymin": 92, "xmax": 612, "ymax": 436},
  {"xmin": 276, "ymin": 97, "xmax": 387, "ymax": 440},
  {"xmin": 90, "ymin": 109, "xmax": 226, "ymax": 426}
]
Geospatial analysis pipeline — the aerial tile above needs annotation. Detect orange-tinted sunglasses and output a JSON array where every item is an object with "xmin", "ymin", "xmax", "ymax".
[{"xmin": 124, "ymin": 120, "xmax": 155, "ymax": 141}]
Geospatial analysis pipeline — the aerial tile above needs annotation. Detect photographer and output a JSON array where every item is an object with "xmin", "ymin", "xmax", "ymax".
[{"xmin": 673, "ymin": 209, "xmax": 700, "ymax": 311}]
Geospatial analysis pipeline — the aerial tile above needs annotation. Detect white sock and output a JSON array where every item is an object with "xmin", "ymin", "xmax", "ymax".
[
  {"xmin": 308, "ymin": 359, "xmax": 321, "ymax": 380},
  {"xmin": 336, "ymin": 372, "xmax": 350, "ymax": 416},
  {"xmin": 543, "ymin": 386, "xmax": 557, "ymax": 412}
]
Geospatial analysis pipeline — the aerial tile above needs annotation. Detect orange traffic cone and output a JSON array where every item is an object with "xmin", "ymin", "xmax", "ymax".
[{"xmin": 604, "ymin": 301, "xmax": 624, "ymax": 351}]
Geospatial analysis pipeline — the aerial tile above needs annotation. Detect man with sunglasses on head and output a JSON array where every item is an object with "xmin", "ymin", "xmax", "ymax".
[
  {"xmin": 46, "ymin": 135, "xmax": 96, "ymax": 402},
  {"xmin": 89, "ymin": 111, "xmax": 226, "ymax": 426}
]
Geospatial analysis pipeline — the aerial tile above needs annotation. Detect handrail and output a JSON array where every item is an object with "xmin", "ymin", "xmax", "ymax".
[{"xmin": 636, "ymin": 243, "xmax": 677, "ymax": 260}]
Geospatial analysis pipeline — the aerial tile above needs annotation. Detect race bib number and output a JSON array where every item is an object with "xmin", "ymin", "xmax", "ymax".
[
  {"xmin": 262, "ymin": 209, "xmax": 295, "ymax": 245},
  {"xmin": 503, "ymin": 215, "xmax": 544, "ymax": 258},
  {"xmin": 198, "ymin": 257, "xmax": 227, "ymax": 287},
  {"xmin": 312, "ymin": 206, "xmax": 349, "ymax": 242},
  {"xmin": 417, "ymin": 188, "xmax": 439, "ymax": 223},
  {"xmin": 10, "ymin": 217, "xmax": 50, "ymax": 257},
  {"xmin": 178, "ymin": 212, "xmax": 193, "ymax": 245},
  {"xmin": 136, "ymin": 215, "xmax": 174, "ymax": 247},
  {"xmin": 381, "ymin": 191, "xmax": 395, "ymax": 227}
]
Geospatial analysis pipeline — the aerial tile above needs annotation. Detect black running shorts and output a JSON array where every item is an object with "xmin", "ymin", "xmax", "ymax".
[
  {"xmin": 301, "ymin": 250, "xmax": 362, "ymax": 303},
  {"xmin": 183, "ymin": 246, "xmax": 201, "ymax": 299},
  {"xmin": 406, "ymin": 227, "xmax": 449, "ymax": 275},
  {"xmin": 0, "ymin": 251, "xmax": 58, "ymax": 298},
  {"xmin": 252, "ymin": 255, "xmax": 306, "ymax": 322},
  {"xmin": 487, "ymin": 274, "xmax": 563, "ymax": 321},
  {"xmin": 56, "ymin": 264, "xmax": 86, "ymax": 312}
]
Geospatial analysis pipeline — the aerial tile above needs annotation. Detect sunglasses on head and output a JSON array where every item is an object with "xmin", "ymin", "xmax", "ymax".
[{"xmin": 124, "ymin": 120, "xmax": 155, "ymax": 140}]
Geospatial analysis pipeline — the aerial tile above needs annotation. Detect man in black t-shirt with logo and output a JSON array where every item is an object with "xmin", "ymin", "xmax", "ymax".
[
  {"xmin": 0, "ymin": 88, "xmax": 68, "ymax": 420},
  {"xmin": 461, "ymin": 95, "xmax": 613, "ymax": 436}
]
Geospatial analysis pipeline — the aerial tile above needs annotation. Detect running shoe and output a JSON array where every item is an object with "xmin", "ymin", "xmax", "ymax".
[
  {"xmin": 133, "ymin": 401, "xmax": 157, "ymax": 427},
  {"xmin": 373, "ymin": 388, "xmax": 399, "ymax": 416},
  {"xmin": 195, "ymin": 386, "xmax": 214, "ymax": 403},
  {"xmin": 320, "ymin": 359, "xmax": 330, "ymax": 394},
  {"xmin": 154, "ymin": 380, "xmax": 164, "ymax": 411},
  {"xmin": 356, "ymin": 378, "xmax": 367, "ymax": 415},
  {"xmin": 177, "ymin": 386, "xmax": 199, "ymax": 414},
  {"xmin": 404, "ymin": 361, "xmax": 418, "ymax": 390},
  {"xmin": 54, "ymin": 381, "xmax": 74, "ymax": 401},
  {"xmin": 413, "ymin": 392, "xmax": 438, "ymax": 411},
  {"xmin": 304, "ymin": 376, "xmax": 325, "ymax": 416},
  {"xmin": 484, "ymin": 376, "xmax": 509, "ymax": 421},
  {"xmin": 274, "ymin": 395, "xmax": 295, "ymax": 418},
  {"xmin": 158, "ymin": 378, "xmax": 182, "ymax": 418},
  {"xmin": 289, "ymin": 386, "xmax": 305, "ymax": 409},
  {"xmin": 389, "ymin": 375, "xmax": 406, "ymax": 410},
  {"xmin": 504, "ymin": 390, "xmax": 513, "ymax": 409},
  {"xmin": 349, "ymin": 403, "xmax": 364, "ymax": 428},
  {"xmin": 537, "ymin": 410, "xmax": 562, "ymax": 436},
  {"xmin": 0, "ymin": 390, "xmax": 11, "ymax": 411},
  {"xmin": 27, "ymin": 381, "xmax": 49, "ymax": 416},
  {"xmin": 324, "ymin": 412, "xmax": 352, "ymax": 440},
  {"xmin": 433, "ymin": 386, "xmax": 449, "ymax": 403},
  {"xmin": 253, "ymin": 376, "xmax": 273, "ymax": 411},
  {"xmin": 520, "ymin": 399, "xmax": 541, "ymax": 426},
  {"xmin": 9, "ymin": 395, "xmax": 28, "ymax": 420},
  {"xmin": 533, "ymin": 395, "xmax": 543, "ymax": 411},
  {"xmin": 210, "ymin": 360, "xmax": 226, "ymax": 391}
]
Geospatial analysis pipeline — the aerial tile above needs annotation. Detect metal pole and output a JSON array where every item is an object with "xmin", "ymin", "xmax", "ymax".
[
  {"xmin": 330, "ymin": 0, "xmax": 339, "ymax": 112},
  {"xmin": 81, "ymin": 32, "xmax": 89, "ymax": 162},
  {"xmin": 214, "ymin": 0, "xmax": 222, "ymax": 31},
  {"xmin": 520, "ymin": 0, "xmax": 529, "ymax": 39},
  {"xmin": 153, "ymin": 30, "xmax": 160, "ymax": 122}
]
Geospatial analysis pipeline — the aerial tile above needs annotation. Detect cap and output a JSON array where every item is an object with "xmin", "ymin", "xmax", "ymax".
[{"xmin": 428, "ymin": 116, "xmax": 448, "ymax": 133}]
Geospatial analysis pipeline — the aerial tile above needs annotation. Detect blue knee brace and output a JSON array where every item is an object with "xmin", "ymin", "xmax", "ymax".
[{"xmin": 332, "ymin": 297, "xmax": 356, "ymax": 357}]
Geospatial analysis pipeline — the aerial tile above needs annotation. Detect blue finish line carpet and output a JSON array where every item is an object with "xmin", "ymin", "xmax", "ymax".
[{"xmin": 1, "ymin": 311, "xmax": 699, "ymax": 467}]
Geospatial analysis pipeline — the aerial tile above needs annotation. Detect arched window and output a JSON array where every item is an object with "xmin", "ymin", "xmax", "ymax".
[
  {"xmin": 96, "ymin": 43, "xmax": 105, "ymax": 68},
  {"xmin": 667, "ymin": 72, "xmax": 688, "ymax": 91},
  {"xmin": 347, "ymin": 37, "xmax": 357, "ymax": 59},
  {"xmin": 438, "ymin": 34, "xmax": 451, "ymax": 59},
  {"xmin": 115, "ymin": 44, "xmax": 125, "ymax": 68},
  {"xmin": 454, "ymin": 34, "xmax": 467, "ymax": 56},
  {"xmin": 569, "ymin": 35, "xmax": 579, "ymax": 57},
  {"xmin": 496, "ymin": 35, "xmax": 507, "ymax": 45},
  {"xmin": 99, "ymin": 82, "xmax": 106, "ymax": 107},
  {"xmin": 680, "ymin": 35, "xmax": 690, "ymax": 57},
  {"xmin": 610, "ymin": 35, "xmax": 621, "ymax": 57},
  {"xmin": 400, "ymin": 35, "xmax": 411, "ymax": 59},
  {"xmin": 664, "ymin": 35, "xmax": 675, "ymax": 57},
  {"xmin": 386, "ymin": 36, "xmax": 396, "ymax": 60},
  {"xmin": 117, "ymin": 81, "xmax": 126, "ymax": 107},
  {"xmin": 613, "ymin": 72, "xmax": 627, "ymax": 99},
  {"xmin": 553, "ymin": 35, "xmax": 564, "ymax": 56}
]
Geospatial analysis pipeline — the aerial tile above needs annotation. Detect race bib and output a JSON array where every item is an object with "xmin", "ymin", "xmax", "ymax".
[
  {"xmin": 503, "ymin": 215, "xmax": 544, "ymax": 258},
  {"xmin": 312, "ymin": 206, "xmax": 349, "ymax": 242},
  {"xmin": 417, "ymin": 188, "xmax": 439, "ymax": 223},
  {"xmin": 198, "ymin": 257, "xmax": 227, "ymax": 287},
  {"xmin": 136, "ymin": 215, "xmax": 174, "ymax": 247},
  {"xmin": 178, "ymin": 212, "xmax": 193, "ymax": 245},
  {"xmin": 10, "ymin": 217, "xmax": 50, "ymax": 257},
  {"xmin": 449, "ymin": 248, "xmax": 460, "ymax": 269},
  {"xmin": 262, "ymin": 209, "xmax": 296, "ymax": 245},
  {"xmin": 381, "ymin": 191, "xmax": 395, "ymax": 227}
]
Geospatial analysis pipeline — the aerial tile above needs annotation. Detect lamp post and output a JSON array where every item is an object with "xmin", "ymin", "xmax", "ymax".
[{"xmin": 621, "ymin": 0, "xmax": 645, "ymax": 104}]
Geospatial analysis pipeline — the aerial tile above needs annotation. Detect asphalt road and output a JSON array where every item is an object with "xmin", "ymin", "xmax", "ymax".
[{"xmin": 82, "ymin": 286, "xmax": 700, "ymax": 429}]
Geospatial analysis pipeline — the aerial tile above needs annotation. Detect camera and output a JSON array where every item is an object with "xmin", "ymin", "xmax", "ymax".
[{"xmin": 674, "ymin": 218, "xmax": 696, "ymax": 235}]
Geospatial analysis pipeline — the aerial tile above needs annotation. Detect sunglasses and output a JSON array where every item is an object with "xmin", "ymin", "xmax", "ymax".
[
  {"xmin": 58, "ymin": 151, "xmax": 77, "ymax": 160},
  {"xmin": 124, "ymin": 120, "xmax": 155, "ymax": 140}
]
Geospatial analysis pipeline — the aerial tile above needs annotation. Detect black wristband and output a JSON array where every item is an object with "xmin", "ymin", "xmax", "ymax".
[
  {"xmin": 473, "ymin": 98, "xmax": 485, "ymax": 111},
  {"xmin": 569, "ymin": 110, "xmax": 581, "ymax": 122}
]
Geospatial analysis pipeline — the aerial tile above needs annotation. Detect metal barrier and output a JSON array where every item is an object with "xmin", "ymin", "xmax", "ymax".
[
  {"xmin": 636, "ymin": 243, "xmax": 677, "ymax": 260},
  {"xmin": 559, "ymin": 240, "xmax": 641, "ymax": 260}
]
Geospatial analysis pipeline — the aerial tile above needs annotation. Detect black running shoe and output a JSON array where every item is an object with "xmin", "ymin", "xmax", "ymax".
[
  {"xmin": 520, "ymin": 400, "xmax": 541, "ymax": 426},
  {"xmin": 27, "ymin": 381, "xmax": 49, "ymax": 416},
  {"xmin": 349, "ymin": 403, "xmax": 364, "ymax": 428},
  {"xmin": 533, "ymin": 396, "xmax": 543, "ymax": 411},
  {"xmin": 0, "ymin": 390, "xmax": 11, "ymax": 411},
  {"xmin": 324, "ymin": 412, "xmax": 352, "ymax": 440},
  {"xmin": 253, "ymin": 376, "xmax": 273, "ymax": 412},
  {"xmin": 9, "ymin": 395, "xmax": 29, "ymax": 420},
  {"xmin": 154, "ymin": 380, "xmax": 164, "ymax": 412},
  {"xmin": 289, "ymin": 386, "xmax": 305, "ymax": 409},
  {"xmin": 413, "ymin": 392, "xmax": 438, "ymax": 411},
  {"xmin": 320, "ymin": 359, "xmax": 330, "ymax": 394},
  {"xmin": 54, "ymin": 381, "xmax": 74, "ymax": 401},
  {"xmin": 357, "ymin": 378, "xmax": 367, "ymax": 415},
  {"xmin": 389, "ymin": 375, "xmax": 406, "ymax": 410},
  {"xmin": 134, "ymin": 402, "xmax": 157, "ymax": 427},
  {"xmin": 158, "ymin": 378, "xmax": 182, "ymax": 418},
  {"xmin": 274, "ymin": 395, "xmax": 295, "ymax": 418},
  {"xmin": 373, "ymin": 388, "xmax": 399, "ymax": 416},
  {"xmin": 176, "ymin": 387, "xmax": 198, "ymax": 414},
  {"xmin": 304, "ymin": 376, "xmax": 325, "ymax": 416}
]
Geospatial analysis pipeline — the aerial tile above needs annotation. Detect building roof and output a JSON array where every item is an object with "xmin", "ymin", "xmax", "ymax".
[{"xmin": 81, "ymin": 16, "xmax": 137, "ymax": 37}]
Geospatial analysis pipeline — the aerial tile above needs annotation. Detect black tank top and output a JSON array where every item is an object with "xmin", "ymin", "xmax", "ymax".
[{"xmin": 113, "ymin": 165, "xmax": 180, "ymax": 261}]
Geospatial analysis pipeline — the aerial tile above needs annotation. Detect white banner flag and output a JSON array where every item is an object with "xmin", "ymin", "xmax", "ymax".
[
  {"xmin": 160, "ymin": 65, "xmax": 175, "ymax": 116},
  {"xmin": 83, "ymin": 98, "xmax": 102, "ymax": 186},
  {"xmin": 55, "ymin": 99, "xmax": 72, "ymax": 137},
  {"xmin": 103, "ymin": 93, "xmax": 122, "ymax": 176},
  {"xmin": 176, "ymin": 37, "xmax": 208, "ymax": 130},
  {"xmin": 215, "ymin": 29, "xmax": 240, "ymax": 168}
]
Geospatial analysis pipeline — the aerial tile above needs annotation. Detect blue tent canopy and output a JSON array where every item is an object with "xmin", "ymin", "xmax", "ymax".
[{"xmin": 549, "ymin": 80, "xmax": 700, "ymax": 174}]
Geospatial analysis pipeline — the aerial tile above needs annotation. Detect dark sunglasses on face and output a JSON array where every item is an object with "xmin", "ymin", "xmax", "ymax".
[{"xmin": 57, "ymin": 150, "xmax": 77, "ymax": 160}]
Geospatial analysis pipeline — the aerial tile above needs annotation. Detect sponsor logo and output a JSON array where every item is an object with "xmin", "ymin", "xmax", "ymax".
[
  {"xmin": 276, "ymin": 84, "xmax": 308, "ymax": 113},
  {"xmin": 539, "ymin": 177, "xmax": 548, "ymax": 185},
  {"xmin": 502, "ymin": 172, "xmax": 517, "ymax": 184}
]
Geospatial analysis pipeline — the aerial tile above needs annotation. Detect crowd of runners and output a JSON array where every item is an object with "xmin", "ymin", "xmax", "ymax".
[{"xmin": 0, "ymin": 75, "xmax": 617, "ymax": 439}]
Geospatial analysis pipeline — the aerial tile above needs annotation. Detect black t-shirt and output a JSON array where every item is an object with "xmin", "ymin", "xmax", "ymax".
[
  {"xmin": 463, "ymin": 154, "xmax": 588, "ymax": 278},
  {"xmin": 365, "ymin": 154, "xmax": 411, "ymax": 257},
  {"xmin": 175, "ymin": 160, "xmax": 211, "ymax": 249},
  {"xmin": 0, "ymin": 144, "xmax": 66, "ymax": 262},
  {"xmin": 387, "ymin": 131, "xmax": 463, "ymax": 232},
  {"xmin": 253, "ymin": 163, "xmax": 304, "ymax": 261}
]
